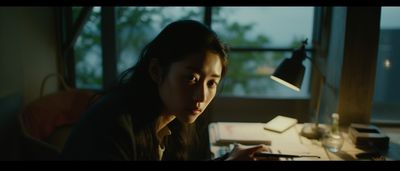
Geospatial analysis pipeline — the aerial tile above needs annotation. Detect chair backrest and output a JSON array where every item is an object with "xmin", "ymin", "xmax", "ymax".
[{"xmin": 20, "ymin": 89, "xmax": 99, "ymax": 150}]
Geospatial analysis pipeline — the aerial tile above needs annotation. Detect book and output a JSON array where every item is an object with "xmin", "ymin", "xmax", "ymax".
[
  {"xmin": 263, "ymin": 115, "xmax": 298, "ymax": 133},
  {"xmin": 211, "ymin": 122, "xmax": 271, "ymax": 146}
]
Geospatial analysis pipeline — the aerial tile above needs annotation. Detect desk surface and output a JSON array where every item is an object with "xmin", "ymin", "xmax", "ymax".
[{"xmin": 209, "ymin": 122, "xmax": 399, "ymax": 161}]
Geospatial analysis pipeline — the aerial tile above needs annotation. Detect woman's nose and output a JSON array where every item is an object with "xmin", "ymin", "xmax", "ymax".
[{"xmin": 193, "ymin": 84, "xmax": 206, "ymax": 102}]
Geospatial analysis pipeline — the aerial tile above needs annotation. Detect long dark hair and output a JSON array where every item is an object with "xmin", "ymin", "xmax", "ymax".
[{"xmin": 114, "ymin": 20, "xmax": 228, "ymax": 160}]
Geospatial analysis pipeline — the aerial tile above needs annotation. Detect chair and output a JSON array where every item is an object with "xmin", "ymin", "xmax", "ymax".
[{"xmin": 18, "ymin": 74, "xmax": 99, "ymax": 157}]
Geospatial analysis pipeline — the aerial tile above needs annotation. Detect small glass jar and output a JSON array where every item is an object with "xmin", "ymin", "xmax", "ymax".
[{"xmin": 322, "ymin": 113, "xmax": 344, "ymax": 153}]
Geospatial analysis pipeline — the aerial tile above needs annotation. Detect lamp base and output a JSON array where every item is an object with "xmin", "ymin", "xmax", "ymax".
[{"xmin": 300, "ymin": 123, "xmax": 327, "ymax": 140}]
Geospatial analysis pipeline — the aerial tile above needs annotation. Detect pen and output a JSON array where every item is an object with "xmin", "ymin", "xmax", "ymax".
[{"xmin": 254, "ymin": 152, "xmax": 321, "ymax": 158}]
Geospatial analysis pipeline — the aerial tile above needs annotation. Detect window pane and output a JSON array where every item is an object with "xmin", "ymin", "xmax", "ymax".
[
  {"xmin": 372, "ymin": 7, "xmax": 400, "ymax": 122},
  {"xmin": 212, "ymin": 7, "xmax": 314, "ymax": 48},
  {"xmin": 74, "ymin": 7, "xmax": 102, "ymax": 89},
  {"xmin": 116, "ymin": 7, "xmax": 203, "ymax": 75},
  {"xmin": 221, "ymin": 51, "xmax": 311, "ymax": 98},
  {"xmin": 212, "ymin": 7, "xmax": 314, "ymax": 98}
]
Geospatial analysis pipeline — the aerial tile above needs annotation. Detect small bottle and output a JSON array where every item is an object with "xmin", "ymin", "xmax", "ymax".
[{"xmin": 322, "ymin": 113, "xmax": 344, "ymax": 153}]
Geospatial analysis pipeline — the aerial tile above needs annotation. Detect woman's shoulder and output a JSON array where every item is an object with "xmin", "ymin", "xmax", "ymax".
[{"xmin": 69, "ymin": 90, "xmax": 133, "ymax": 132}]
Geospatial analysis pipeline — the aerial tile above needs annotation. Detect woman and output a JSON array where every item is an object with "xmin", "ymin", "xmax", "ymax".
[{"xmin": 60, "ymin": 20, "xmax": 269, "ymax": 160}]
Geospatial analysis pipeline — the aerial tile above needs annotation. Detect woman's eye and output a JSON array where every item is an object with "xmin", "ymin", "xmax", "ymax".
[
  {"xmin": 187, "ymin": 75, "xmax": 197, "ymax": 83},
  {"xmin": 207, "ymin": 81, "xmax": 218, "ymax": 88}
]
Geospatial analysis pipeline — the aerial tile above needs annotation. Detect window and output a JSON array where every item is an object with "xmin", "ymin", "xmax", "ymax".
[
  {"xmin": 115, "ymin": 7, "xmax": 203, "ymax": 74},
  {"xmin": 372, "ymin": 7, "xmax": 400, "ymax": 123},
  {"xmin": 68, "ymin": 7, "xmax": 317, "ymax": 100},
  {"xmin": 73, "ymin": 7, "xmax": 102, "ymax": 89},
  {"xmin": 211, "ymin": 7, "xmax": 314, "ymax": 98}
]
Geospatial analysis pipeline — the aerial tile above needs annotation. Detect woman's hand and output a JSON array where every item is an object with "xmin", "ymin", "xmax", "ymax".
[{"xmin": 225, "ymin": 143, "xmax": 279, "ymax": 161}]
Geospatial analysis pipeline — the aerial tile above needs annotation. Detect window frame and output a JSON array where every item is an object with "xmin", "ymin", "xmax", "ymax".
[
  {"xmin": 61, "ymin": 6, "xmax": 324, "ymax": 122},
  {"xmin": 206, "ymin": 7, "xmax": 322, "ymax": 122}
]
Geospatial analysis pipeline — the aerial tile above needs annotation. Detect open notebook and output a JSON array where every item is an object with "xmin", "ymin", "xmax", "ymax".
[{"xmin": 211, "ymin": 122, "xmax": 271, "ymax": 146}]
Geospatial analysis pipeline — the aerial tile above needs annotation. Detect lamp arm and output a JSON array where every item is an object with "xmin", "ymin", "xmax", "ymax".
[
  {"xmin": 305, "ymin": 56, "xmax": 326, "ymax": 84},
  {"xmin": 305, "ymin": 56, "xmax": 338, "ymax": 93},
  {"xmin": 304, "ymin": 56, "xmax": 326, "ymax": 127}
]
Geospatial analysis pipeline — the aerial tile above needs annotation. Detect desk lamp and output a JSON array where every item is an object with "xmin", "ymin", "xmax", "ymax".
[{"xmin": 270, "ymin": 39, "xmax": 326, "ymax": 139}]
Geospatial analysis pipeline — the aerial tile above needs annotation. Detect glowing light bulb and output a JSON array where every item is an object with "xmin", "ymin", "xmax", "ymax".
[{"xmin": 384, "ymin": 58, "xmax": 391, "ymax": 69}]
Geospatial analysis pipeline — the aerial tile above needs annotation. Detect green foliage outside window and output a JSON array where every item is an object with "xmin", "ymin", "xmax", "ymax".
[{"xmin": 73, "ymin": 7, "xmax": 307, "ymax": 96}]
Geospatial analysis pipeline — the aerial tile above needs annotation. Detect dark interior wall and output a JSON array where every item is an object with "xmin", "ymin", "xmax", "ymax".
[
  {"xmin": 318, "ymin": 7, "xmax": 381, "ymax": 126},
  {"xmin": 0, "ymin": 7, "xmax": 58, "ymax": 106},
  {"xmin": 0, "ymin": 7, "xmax": 59, "ymax": 160}
]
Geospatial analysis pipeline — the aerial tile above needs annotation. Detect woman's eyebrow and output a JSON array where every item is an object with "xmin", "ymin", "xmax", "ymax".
[
  {"xmin": 185, "ymin": 66, "xmax": 221, "ymax": 78},
  {"xmin": 210, "ymin": 73, "xmax": 221, "ymax": 78}
]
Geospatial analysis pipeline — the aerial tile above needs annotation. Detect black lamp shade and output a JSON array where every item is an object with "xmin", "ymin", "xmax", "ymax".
[{"xmin": 271, "ymin": 58, "xmax": 305, "ymax": 91}]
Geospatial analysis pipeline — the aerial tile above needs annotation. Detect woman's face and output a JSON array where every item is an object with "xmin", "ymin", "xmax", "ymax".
[{"xmin": 158, "ymin": 51, "xmax": 223, "ymax": 124}]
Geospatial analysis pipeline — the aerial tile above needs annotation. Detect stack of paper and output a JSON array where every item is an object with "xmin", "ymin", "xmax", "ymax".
[{"xmin": 211, "ymin": 122, "xmax": 272, "ymax": 146}]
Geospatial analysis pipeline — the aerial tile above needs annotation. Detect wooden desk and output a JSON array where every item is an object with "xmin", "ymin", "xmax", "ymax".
[{"xmin": 209, "ymin": 122, "xmax": 398, "ymax": 160}]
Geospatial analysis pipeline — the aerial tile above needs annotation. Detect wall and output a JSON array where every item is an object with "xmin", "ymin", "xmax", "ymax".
[
  {"xmin": 337, "ymin": 7, "xmax": 380, "ymax": 126},
  {"xmin": 0, "ymin": 7, "xmax": 58, "ymax": 107},
  {"xmin": 319, "ymin": 7, "xmax": 381, "ymax": 126},
  {"xmin": 0, "ymin": 7, "xmax": 59, "ymax": 159}
]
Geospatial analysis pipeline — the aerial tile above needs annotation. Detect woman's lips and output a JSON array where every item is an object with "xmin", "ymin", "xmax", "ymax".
[{"xmin": 187, "ymin": 107, "xmax": 202, "ymax": 114}]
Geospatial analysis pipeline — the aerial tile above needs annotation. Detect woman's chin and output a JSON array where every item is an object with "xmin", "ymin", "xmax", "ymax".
[{"xmin": 177, "ymin": 114, "xmax": 199, "ymax": 124}]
